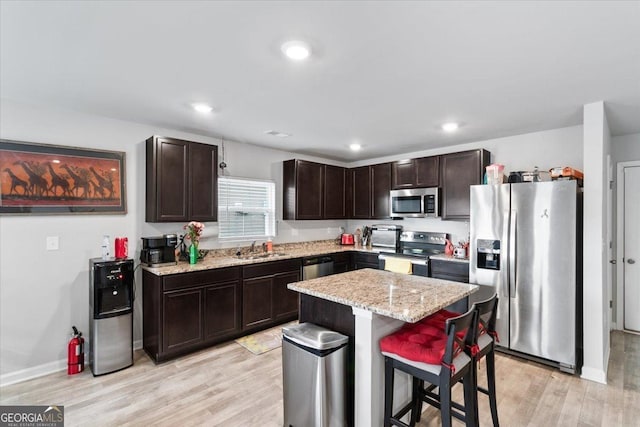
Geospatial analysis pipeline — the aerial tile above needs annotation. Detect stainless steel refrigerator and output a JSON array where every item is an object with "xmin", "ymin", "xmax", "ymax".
[{"xmin": 469, "ymin": 180, "xmax": 582, "ymax": 373}]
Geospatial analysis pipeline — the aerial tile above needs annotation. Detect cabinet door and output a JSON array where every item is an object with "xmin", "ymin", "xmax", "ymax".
[
  {"xmin": 391, "ymin": 160, "xmax": 415, "ymax": 189},
  {"xmin": 354, "ymin": 252, "xmax": 379, "ymax": 270},
  {"xmin": 415, "ymin": 156, "xmax": 440, "ymax": 188},
  {"xmin": 162, "ymin": 289, "xmax": 203, "ymax": 353},
  {"xmin": 204, "ymin": 281, "xmax": 240, "ymax": 341},
  {"xmin": 189, "ymin": 142, "xmax": 218, "ymax": 222},
  {"xmin": 295, "ymin": 160, "xmax": 324, "ymax": 219},
  {"xmin": 351, "ymin": 166, "xmax": 371, "ymax": 219},
  {"xmin": 441, "ymin": 150, "xmax": 490, "ymax": 220},
  {"xmin": 242, "ymin": 276, "xmax": 273, "ymax": 329},
  {"xmin": 324, "ymin": 165, "xmax": 347, "ymax": 219},
  {"xmin": 272, "ymin": 271, "xmax": 301, "ymax": 321},
  {"xmin": 147, "ymin": 137, "xmax": 188, "ymax": 222},
  {"xmin": 371, "ymin": 163, "xmax": 391, "ymax": 219}
]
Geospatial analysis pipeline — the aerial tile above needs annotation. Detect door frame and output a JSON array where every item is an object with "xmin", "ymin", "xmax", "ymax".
[{"xmin": 615, "ymin": 160, "xmax": 640, "ymax": 330}]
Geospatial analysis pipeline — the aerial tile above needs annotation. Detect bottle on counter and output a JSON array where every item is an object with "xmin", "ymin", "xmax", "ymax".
[{"xmin": 267, "ymin": 237, "xmax": 273, "ymax": 253}]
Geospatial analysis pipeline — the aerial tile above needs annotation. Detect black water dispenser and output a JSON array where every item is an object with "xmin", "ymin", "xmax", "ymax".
[{"xmin": 477, "ymin": 239, "xmax": 501, "ymax": 270}]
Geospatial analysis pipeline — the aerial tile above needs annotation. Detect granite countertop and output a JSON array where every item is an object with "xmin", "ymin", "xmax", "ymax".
[
  {"xmin": 288, "ymin": 268, "xmax": 478, "ymax": 323},
  {"xmin": 142, "ymin": 240, "xmax": 382, "ymax": 276},
  {"xmin": 429, "ymin": 253, "xmax": 470, "ymax": 264}
]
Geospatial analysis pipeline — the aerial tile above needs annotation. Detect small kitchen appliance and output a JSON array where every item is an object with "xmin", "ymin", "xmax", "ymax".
[
  {"xmin": 341, "ymin": 233, "xmax": 355, "ymax": 245},
  {"xmin": 140, "ymin": 234, "xmax": 177, "ymax": 267},
  {"xmin": 389, "ymin": 187, "xmax": 440, "ymax": 218},
  {"xmin": 370, "ymin": 224, "xmax": 403, "ymax": 253},
  {"xmin": 89, "ymin": 258, "xmax": 134, "ymax": 376}
]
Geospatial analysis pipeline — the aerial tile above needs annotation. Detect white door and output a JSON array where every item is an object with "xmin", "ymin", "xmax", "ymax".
[{"xmin": 624, "ymin": 165, "xmax": 640, "ymax": 332}]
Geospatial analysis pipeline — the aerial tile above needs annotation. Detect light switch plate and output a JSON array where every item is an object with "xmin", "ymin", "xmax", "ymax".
[{"xmin": 46, "ymin": 236, "xmax": 59, "ymax": 251}]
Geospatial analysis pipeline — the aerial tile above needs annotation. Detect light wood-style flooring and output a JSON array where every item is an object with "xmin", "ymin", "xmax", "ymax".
[{"xmin": 1, "ymin": 331, "xmax": 638, "ymax": 426}]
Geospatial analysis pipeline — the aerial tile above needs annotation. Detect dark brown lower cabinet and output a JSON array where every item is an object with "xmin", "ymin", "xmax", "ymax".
[
  {"xmin": 331, "ymin": 251, "xmax": 354, "ymax": 273},
  {"xmin": 273, "ymin": 271, "xmax": 302, "ymax": 321},
  {"xmin": 354, "ymin": 251, "xmax": 379, "ymax": 270},
  {"xmin": 242, "ymin": 259, "xmax": 302, "ymax": 331},
  {"xmin": 204, "ymin": 282, "xmax": 241, "ymax": 341},
  {"xmin": 143, "ymin": 267, "xmax": 241, "ymax": 363},
  {"xmin": 242, "ymin": 276, "xmax": 274, "ymax": 329},
  {"xmin": 162, "ymin": 288, "xmax": 203, "ymax": 353}
]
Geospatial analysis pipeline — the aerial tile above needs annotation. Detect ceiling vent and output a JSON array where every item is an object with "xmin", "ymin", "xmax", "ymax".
[{"xmin": 264, "ymin": 130, "xmax": 291, "ymax": 138}]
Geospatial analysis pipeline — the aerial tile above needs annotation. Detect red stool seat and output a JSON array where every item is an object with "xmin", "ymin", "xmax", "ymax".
[{"xmin": 380, "ymin": 321, "xmax": 450, "ymax": 365}]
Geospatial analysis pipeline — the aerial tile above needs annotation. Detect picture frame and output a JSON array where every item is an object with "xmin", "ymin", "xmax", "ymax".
[{"xmin": 0, "ymin": 139, "xmax": 126, "ymax": 215}]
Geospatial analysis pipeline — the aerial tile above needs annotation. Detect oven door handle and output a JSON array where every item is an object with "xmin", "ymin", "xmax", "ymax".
[{"xmin": 378, "ymin": 254, "xmax": 428, "ymax": 266}]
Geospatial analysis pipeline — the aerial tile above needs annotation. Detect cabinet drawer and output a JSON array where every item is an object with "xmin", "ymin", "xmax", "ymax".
[
  {"xmin": 430, "ymin": 259, "xmax": 469, "ymax": 283},
  {"xmin": 242, "ymin": 258, "xmax": 301, "ymax": 279},
  {"xmin": 163, "ymin": 266, "xmax": 241, "ymax": 291}
]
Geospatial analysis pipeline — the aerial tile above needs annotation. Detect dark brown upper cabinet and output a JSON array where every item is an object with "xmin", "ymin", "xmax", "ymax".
[
  {"xmin": 350, "ymin": 166, "xmax": 371, "ymax": 219},
  {"xmin": 283, "ymin": 159, "xmax": 324, "ymax": 220},
  {"xmin": 146, "ymin": 136, "xmax": 217, "ymax": 223},
  {"xmin": 440, "ymin": 149, "xmax": 490, "ymax": 220},
  {"xmin": 391, "ymin": 156, "xmax": 440, "ymax": 189},
  {"xmin": 350, "ymin": 163, "xmax": 391, "ymax": 219},
  {"xmin": 324, "ymin": 164, "xmax": 348, "ymax": 219},
  {"xmin": 415, "ymin": 156, "xmax": 440, "ymax": 188},
  {"xmin": 283, "ymin": 160, "xmax": 349, "ymax": 220},
  {"xmin": 370, "ymin": 162, "xmax": 391, "ymax": 219}
]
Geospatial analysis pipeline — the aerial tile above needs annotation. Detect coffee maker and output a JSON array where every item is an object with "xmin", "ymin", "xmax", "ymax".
[{"xmin": 140, "ymin": 234, "xmax": 177, "ymax": 267}]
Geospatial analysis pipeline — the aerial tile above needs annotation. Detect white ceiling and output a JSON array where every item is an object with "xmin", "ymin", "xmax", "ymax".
[{"xmin": 1, "ymin": 1, "xmax": 639, "ymax": 161}]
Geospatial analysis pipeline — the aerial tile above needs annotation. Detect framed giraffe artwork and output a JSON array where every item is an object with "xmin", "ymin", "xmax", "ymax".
[{"xmin": 0, "ymin": 139, "xmax": 126, "ymax": 214}]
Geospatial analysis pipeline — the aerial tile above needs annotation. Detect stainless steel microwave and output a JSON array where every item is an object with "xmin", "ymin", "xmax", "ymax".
[{"xmin": 389, "ymin": 188, "xmax": 440, "ymax": 218}]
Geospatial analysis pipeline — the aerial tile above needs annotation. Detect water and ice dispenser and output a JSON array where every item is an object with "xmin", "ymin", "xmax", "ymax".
[{"xmin": 476, "ymin": 239, "xmax": 501, "ymax": 270}]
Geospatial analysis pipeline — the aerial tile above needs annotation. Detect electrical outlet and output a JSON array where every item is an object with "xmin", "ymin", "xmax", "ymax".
[{"xmin": 46, "ymin": 236, "xmax": 59, "ymax": 251}]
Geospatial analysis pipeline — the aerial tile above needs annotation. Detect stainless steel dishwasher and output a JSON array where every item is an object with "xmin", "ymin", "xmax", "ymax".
[{"xmin": 302, "ymin": 256, "xmax": 334, "ymax": 280}]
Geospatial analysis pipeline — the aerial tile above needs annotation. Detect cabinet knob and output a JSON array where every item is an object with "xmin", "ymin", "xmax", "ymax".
[{"xmin": 629, "ymin": 258, "xmax": 636, "ymax": 265}]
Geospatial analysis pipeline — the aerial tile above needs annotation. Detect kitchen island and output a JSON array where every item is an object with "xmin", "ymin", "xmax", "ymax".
[{"xmin": 288, "ymin": 268, "xmax": 478, "ymax": 427}]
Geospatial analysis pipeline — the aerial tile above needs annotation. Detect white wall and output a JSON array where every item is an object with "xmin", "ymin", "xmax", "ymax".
[
  {"xmin": 612, "ymin": 133, "xmax": 640, "ymax": 163},
  {"xmin": 348, "ymin": 126, "xmax": 584, "ymax": 244},
  {"xmin": 581, "ymin": 101, "xmax": 610, "ymax": 384}
]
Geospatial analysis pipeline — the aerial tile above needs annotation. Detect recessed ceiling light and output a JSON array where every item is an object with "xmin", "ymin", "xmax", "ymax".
[
  {"xmin": 441, "ymin": 122, "xmax": 459, "ymax": 132},
  {"xmin": 281, "ymin": 40, "xmax": 311, "ymax": 61},
  {"xmin": 192, "ymin": 103, "xmax": 213, "ymax": 113},
  {"xmin": 264, "ymin": 130, "xmax": 291, "ymax": 138},
  {"xmin": 349, "ymin": 143, "xmax": 362, "ymax": 151}
]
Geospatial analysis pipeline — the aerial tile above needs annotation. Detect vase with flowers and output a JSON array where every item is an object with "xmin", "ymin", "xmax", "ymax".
[{"xmin": 184, "ymin": 221, "xmax": 205, "ymax": 264}]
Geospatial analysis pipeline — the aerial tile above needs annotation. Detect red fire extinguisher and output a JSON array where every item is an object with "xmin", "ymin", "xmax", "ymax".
[{"xmin": 68, "ymin": 326, "xmax": 84, "ymax": 375}]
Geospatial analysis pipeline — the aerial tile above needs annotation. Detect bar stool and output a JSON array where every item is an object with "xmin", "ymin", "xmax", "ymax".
[
  {"xmin": 416, "ymin": 295, "xmax": 500, "ymax": 427},
  {"xmin": 469, "ymin": 294, "xmax": 500, "ymax": 427},
  {"xmin": 380, "ymin": 308, "xmax": 478, "ymax": 427}
]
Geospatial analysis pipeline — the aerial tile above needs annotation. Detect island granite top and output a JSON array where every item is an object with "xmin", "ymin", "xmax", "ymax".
[{"xmin": 288, "ymin": 268, "xmax": 478, "ymax": 323}]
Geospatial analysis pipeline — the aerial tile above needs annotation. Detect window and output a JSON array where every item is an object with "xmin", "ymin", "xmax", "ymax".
[{"xmin": 218, "ymin": 177, "xmax": 276, "ymax": 240}]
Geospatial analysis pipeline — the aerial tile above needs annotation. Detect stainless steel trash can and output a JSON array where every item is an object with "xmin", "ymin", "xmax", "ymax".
[{"xmin": 282, "ymin": 322, "xmax": 349, "ymax": 427}]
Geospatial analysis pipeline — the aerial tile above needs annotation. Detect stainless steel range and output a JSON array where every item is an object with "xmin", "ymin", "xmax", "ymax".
[{"xmin": 378, "ymin": 231, "xmax": 449, "ymax": 276}]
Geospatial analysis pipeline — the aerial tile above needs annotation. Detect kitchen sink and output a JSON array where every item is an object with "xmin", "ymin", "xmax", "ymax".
[{"xmin": 237, "ymin": 252, "xmax": 288, "ymax": 260}]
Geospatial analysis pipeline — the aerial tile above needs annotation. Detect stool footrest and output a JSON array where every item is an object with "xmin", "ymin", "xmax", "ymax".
[{"xmin": 421, "ymin": 390, "xmax": 467, "ymax": 423}]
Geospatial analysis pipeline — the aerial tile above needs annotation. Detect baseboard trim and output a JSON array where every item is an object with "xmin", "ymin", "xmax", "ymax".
[
  {"xmin": 581, "ymin": 366, "xmax": 607, "ymax": 384},
  {"xmin": 0, "ymin": 359, "xmax": 66, "ymax": 387},
  {"xmin": 1, "ymin": 340, "xmax": 143, "ymax": 387}
]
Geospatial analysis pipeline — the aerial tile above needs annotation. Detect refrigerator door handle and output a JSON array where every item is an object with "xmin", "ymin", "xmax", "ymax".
[{"xmin": 509, "ymin": 209, "xmax": 517, "ymax": 297}]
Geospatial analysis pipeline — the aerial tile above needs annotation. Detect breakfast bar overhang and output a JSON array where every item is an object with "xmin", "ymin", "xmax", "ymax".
[{"xmin": 288, "ymin": 268, "xmax": 478, "ymax": 426}]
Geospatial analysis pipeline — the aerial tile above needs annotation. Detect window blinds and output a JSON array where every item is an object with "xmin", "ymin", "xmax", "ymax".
[{"xmin": 218, "ymin": 177, "xmax": 276, "ymax": 239}]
